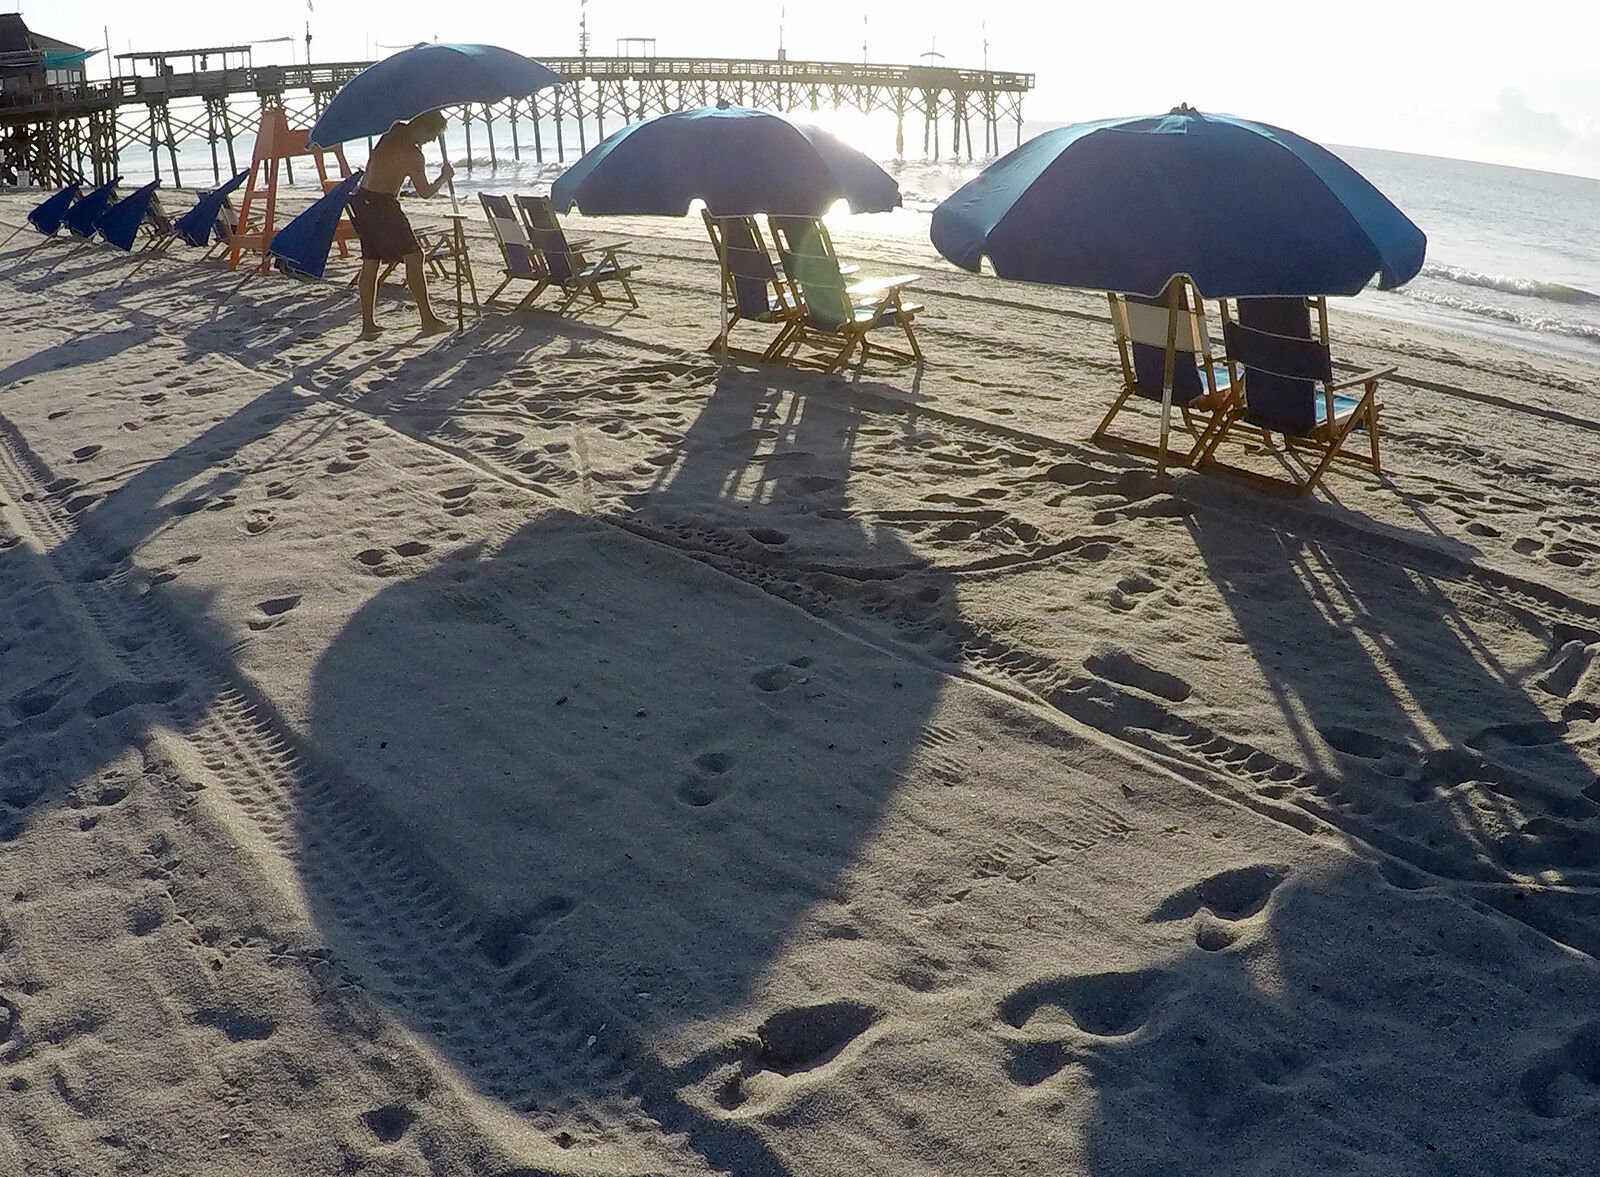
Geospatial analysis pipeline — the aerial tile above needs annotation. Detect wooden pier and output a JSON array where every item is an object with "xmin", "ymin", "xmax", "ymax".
[{"xmin": 0, "ymin": 52, "xmax": 1034, "ymax": 189}]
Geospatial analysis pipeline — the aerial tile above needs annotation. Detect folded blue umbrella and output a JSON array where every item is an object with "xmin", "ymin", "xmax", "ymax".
[
  {"xmin": 267, "ymin": 172, "xmax": 363, "ymax": 280},
  {"xmin": 550, "ymin": 106, "xmax": 902, "ymax": 217},
  {"xmin": 98, "ymin": 180, "xmax": 162, "ymax": 251},
  {"xmin": 172, "ymin": 170, "xmax": 249, "ymax": 248},
  {"xmin": 307, "ymin": 43, "xmax": 563, "ymax": 147},
  {"xmin": 26, "ymin": 183, "xmax": 80, "ymax": 236},
  {"xmin": 931, "ymin": 107, "xmax": 1425, "ymax": 298},
  {"xmin": 64, "ymin": 177, "xmax": 121, "ymax": 240}
]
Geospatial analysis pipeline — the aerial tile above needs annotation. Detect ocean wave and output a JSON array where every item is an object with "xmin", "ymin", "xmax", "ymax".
[
  {"xmin": 1402, "ymin": 288, "xmax": 1600, "ymax": 344},
  {"xmin": 1421, "ymin": 263, "xmax": 1600, "ymax": 305}
]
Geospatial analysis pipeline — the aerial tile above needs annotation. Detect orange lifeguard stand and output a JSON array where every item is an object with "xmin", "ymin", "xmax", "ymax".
[{"xmin": 229, "ymin": 108, "xmax": 357, "ymax": 273}]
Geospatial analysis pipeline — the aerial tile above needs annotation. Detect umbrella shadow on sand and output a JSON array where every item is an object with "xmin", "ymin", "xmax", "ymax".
[
  {"xmin": 1008, "ymin": 494, "xmax": 1600, "ymax": 1175},
  {"xmin": 296, "ymin": 367, "xmax": 953, "ymax": 1170}
]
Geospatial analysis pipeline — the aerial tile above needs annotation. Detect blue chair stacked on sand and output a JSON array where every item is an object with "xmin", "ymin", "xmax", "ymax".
[{"xmin": 1199, "ymin": 296, "xmax": 1393, "ymax": 494}]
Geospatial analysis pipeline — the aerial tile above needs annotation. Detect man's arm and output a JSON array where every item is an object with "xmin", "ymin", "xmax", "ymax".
[{"xmin": 408, "ymin": 146, "xmax": 455, "ymax": 199}]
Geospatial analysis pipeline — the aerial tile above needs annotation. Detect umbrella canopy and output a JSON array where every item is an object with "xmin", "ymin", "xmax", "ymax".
[
  {"xmin": 931, "ymin": 107, "xmax": 1426, "ymax": 298},
  {"xmin": 98, "ymin": 180, "xmax": 161, "ymax": 251},
  {"xmin": 26, "ymin": 183, "xmax": 79, "ymax": 236},
  {"xmin": 267, "ymin": 172, "xmax": 363, "ymax": 280},
  {"xmin": 550, "ymin": 106, "xmax": 901, "ymax": 217},
  {"xmin": 172, "ymin": 170, "xmax": 249, "ymax": 248},
  {"xmin": 63, "ymin": 177, "xmax": 120, "ymax": 240},
  {"xmin": 307, "ymin": 44, "xmax": 563, "ymax": 148}
]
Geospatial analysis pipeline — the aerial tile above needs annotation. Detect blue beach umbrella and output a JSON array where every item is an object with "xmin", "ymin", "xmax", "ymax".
[
  {"xmin": 550, "ymin": 106, "xmax": 902, "ymax": 216},
  {"xmin": 172, "ymin": 170, "xmax": 249, "ymax": 248},
  {"xmin": 98, "ymin": 180, "xmax": 162, "ymax": 251},
  {"xmin": 64, "ymin": 177, "xmax": 121, "ymax": 240},
  {"xmin": 306, "ymin": 43, "xmax": 564, "ymax": 148},
  {"xmin": 267, "ymin": 172, "xmax": 364, "ymax": 280},
  {"xmin": 931, "ymin": 107, "xmax": 1425, "ymax": 299},
  {"xmin": 27, "ymin": 183, "xmax": 80, "ymax": 236}
]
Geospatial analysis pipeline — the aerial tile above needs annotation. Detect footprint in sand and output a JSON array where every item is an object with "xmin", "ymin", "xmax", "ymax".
[
  {"xmin": 712, "ymin": 1001, "xmax": 879, "ymax": 1111},
  {"xmin": 248, "ymin": 595, "xmax": 302, "ymax": 631},
  {"xmin": 1146, "ymin": 863, "xmax": 1291, "ymax": 950},
  {"xmin": 997, "ymin": 970, "xmax": 1165, "ymax": 1086},
  {"xmin": 1083, "ymin": 648, "xmax": 1191, "ymax": 703},
  {"xmin": 243, "ymin": 510, "xmax": 274, "ymax": 536},
  {"xmin": 440, "ymin": 484, "xmax": 475, "ymax": 517},
  {"xmin": 1519, "ymin": 1022, "xmax": 1600, "ymax": 1118},
  {"xmin": 71, "ymin": 445, "xmax": 101, "ymax": 462}
]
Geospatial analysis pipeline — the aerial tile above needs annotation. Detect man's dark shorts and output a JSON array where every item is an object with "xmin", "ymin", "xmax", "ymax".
[{"xmin": 349, "ymin": 188, "xmax": 419, "ymax": 263}]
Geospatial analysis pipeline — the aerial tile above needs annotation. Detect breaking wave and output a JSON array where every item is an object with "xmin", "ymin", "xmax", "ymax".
[{"xmin": 1421, "ymin": 263, "xmax": 1600, "ymax": 306}]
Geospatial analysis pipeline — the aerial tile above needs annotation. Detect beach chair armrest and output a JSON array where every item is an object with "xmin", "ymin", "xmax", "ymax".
[
  {"xmin": 594, "ymin": 240, "xmax": 632, "ymax": 251},
  {"xmin": 1326, "ymin": 365, "xmax": 1396, "ymax": 392},
  {"xmin": 846, "ymin": 274, "xmax": 921, "ymax": 297}
]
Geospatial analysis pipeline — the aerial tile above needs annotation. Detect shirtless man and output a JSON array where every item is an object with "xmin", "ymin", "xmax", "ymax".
[{"xmin": 349, "ymin": 110, "xmax": 455, "ymax": 339}]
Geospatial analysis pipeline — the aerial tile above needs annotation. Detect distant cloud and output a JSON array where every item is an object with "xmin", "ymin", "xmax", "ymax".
[{"xmin": 1483, "ymin": 87, "xmax": 1573, "ymax": 151}]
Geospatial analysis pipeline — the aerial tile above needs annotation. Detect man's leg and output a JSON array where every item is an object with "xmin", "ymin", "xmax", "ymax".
[
  {"xmin": 358, "ymin": 259, "xmax": 382, "ymax": 339},
  {"xmin": 404, "ymin": 252, "xmax": 449, "ymax": 333}
]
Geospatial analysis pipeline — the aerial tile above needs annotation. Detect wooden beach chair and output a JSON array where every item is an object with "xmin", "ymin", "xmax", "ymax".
[
  {"xmin": 1096, "ymin": 282, "xmax": 1236, "ymax": 468},
  {"xmin": 514, "ymin": 194, "xmax": 639, "ymax": 313},
  {"xmin": 1196, "ymin": 296, "xmax": 1393, "ymax": 495},
  {"xmin": 766, "ymin": 214, "xmax": 923, "ymax": 374},
  {"xmin": 703, "ymin": 211, "xmax": 805, "ymax": 361},
  {"xmin": 480, "ymin": 192, "xmax": 550, "ymax": 310}
]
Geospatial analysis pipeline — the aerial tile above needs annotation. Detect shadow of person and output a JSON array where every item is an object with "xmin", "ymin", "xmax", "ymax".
[{"xmin": 298, "ymin": 366, "xmax": 953, "ymax": 1171}]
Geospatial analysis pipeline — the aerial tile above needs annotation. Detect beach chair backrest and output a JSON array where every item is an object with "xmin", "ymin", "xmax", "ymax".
[
  {"xmin": 481, "ymin": 193, "xmax": 540, "ymax": 279},
  {"xmin": 516, "ymin": 195, "xmax": 581, "ymax": 284},
  {"xmin": 215, "ymin": 197, "xmax": 238, "ymax": 244},
  {"xmin": 768, "ymin": 215, "xmax": 854, "ymax": 332},
  {"xmin": 1111, "ymin": 288, "xmax": 1209, "ymax": 404},
  {"xmin": 1224, "ymin": 318, "xmax": 1336, "ymax": 434},
  {"xmin": 708, "ymin": 213, "xmax": 784, "ymax": 319},
  {"xmin": 146, "ymin": 192, "xmax": 172, "ymax": 238},
  {"xmin": 1228, "ymin": 297, "xmax": 1333, "ymax": 434}
]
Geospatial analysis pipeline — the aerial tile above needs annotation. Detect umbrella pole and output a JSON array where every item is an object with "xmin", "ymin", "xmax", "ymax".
[
  {"xmin": 1157, "ymin": 280, "xmax": 1183, "ymax": 480},
  {"xmin": 439, "ymin": 134, "xmax": 463, "ymax": 335}
]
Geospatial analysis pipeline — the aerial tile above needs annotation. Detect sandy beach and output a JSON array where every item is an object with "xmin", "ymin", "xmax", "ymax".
[{"xmin": 3, "ymin": 189, "xmax": 1600, "ymax": 1175}]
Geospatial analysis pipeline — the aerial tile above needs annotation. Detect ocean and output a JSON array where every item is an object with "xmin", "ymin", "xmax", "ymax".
[{"xmin": 109, "ymin": 117, "xmax": 1600, "ymax": 365}]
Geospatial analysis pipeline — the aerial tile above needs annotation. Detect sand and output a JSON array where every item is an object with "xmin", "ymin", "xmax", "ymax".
[{"xmin": 2, "ymin": 188, "xmax": 1600, "ymax": 1176}]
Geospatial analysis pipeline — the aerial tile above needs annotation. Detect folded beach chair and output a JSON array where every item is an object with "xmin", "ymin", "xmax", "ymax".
[
  {"xmin": 766, "ymin": 214, "xmax": 923, "ymax": 374},
  {"xmin": 480, "ymin": 192, "xmax": 550, "ymax": 310},
  {"xmin": 1197, "ymin": 296, "xmax": 1394, "ymax": 495},
  {"xmin": 514, "ymin": 194, "xmax": 639, "ymax": 313},
  {"xmin": 1095, "ymin": 282, "xmax": 1236, "ymax": 468},
  {"xmin": 703, "ymin": 211, "xmax": 805, "ymax": 361}
]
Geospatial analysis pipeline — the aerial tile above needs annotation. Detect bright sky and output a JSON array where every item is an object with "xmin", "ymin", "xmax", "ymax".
[{"xmin": 15, "ymin": 0, "xmax": 1600, "ymax": 178}]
